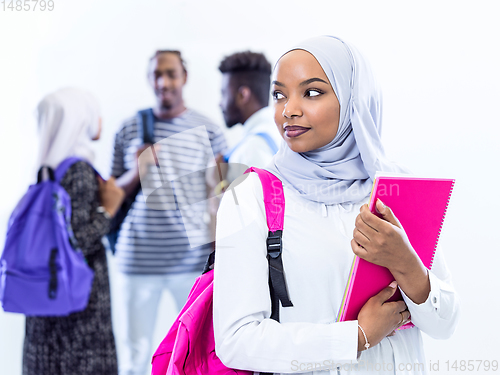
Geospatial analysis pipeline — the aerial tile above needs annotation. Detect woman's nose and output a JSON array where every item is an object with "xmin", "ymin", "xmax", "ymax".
[{"xmin": 282, "ymin": 96, "xmax": 302, "ymax": 118}]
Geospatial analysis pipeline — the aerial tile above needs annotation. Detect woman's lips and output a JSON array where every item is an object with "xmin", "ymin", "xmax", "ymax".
[{"xmin": 284, "ymin": 125, "xmax": 311, "ymax": 138}]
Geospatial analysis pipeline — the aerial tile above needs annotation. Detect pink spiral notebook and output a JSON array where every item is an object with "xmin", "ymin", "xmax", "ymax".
[{"xmin": 337, "ymin": 176, "xmax": 455, "ymax": 329}]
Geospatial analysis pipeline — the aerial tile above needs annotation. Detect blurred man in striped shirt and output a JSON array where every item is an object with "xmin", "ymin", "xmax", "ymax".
[{"xmin": 111, "ymin": 50, "xmax": 226, "ymax": 375}]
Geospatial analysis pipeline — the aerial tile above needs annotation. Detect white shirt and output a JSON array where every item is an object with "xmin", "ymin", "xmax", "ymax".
[
  {"xmin": 214, "ymin": 173, "xmax": 460, "ymax": 375},
  {"xmin": 226, "ymin": 107, "xmax": 282, "ymax": 183}
]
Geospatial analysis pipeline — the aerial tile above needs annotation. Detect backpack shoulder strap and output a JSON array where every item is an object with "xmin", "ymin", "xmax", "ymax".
[
  {"xmin": 54, "ymin": 157, "xmax": 101, "ymax": 183},
  {"xmin": 245, "ymin": 167, "xmax": 283, "ymax": 232},
  {"xmin": 254, "ymin": 132, "xmax": 278, "ymax": 155},
  {"xmin": 137, "ymin": 109, "xmax": 155, "ymax": 145},
  {"xmin": 245, "ymin": 167, "xmax": 293, "ymax": 322},
  {"xmin": 204, "ymin": 167, "xmax": 293, "ymax": 321},
  {"xmin": 54, "ymin": 157, "xmax": 84, "ymax": 182}
]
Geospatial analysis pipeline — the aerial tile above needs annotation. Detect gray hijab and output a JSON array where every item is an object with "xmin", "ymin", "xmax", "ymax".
[{"xmin": 267, "ymin": 35, "xmax": 409, "ymax": 205}]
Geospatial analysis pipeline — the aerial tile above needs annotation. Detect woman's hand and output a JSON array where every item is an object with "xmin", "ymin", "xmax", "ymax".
[
  {"xmin": 357, "ymin": 281, "xmax": 410, "ymax": 351},
  {"xmin": 98, "ymin": 177, "xmax": 125, "ymax": 218},
  {"xmin": 351, "ymin": 199, "xmax": 416, "ymax": 274},
  {"xmin": 351, "ymin": 199, "xmax": 431, "ymax": 304}
]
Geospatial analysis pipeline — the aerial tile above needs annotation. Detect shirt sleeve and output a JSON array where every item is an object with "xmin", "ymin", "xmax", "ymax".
[
  {"xmin": 400, "ymin": 244, "xmax": 460, "ymax": 339},
  {"xmin": 213, "ymin": 173, "xmax": 359, "ymax": 373},
  {"xmin": 207, "ymin": 122, "xmax": 227, "ymax": 157}
]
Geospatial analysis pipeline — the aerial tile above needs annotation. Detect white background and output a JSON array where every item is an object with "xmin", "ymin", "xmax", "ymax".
[{"xmin": 1, "ymin": 0, "xmax": 499, "ymax": 374}]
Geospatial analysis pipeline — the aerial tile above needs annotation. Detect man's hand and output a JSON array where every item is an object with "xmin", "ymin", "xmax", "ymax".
[{"xmin": 98, "ymin": 177, "xmax": 125, "ymax": 217}]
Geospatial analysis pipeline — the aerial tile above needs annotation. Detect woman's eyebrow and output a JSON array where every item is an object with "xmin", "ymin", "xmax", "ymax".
[
  {"xmin": 272, "ymin": 78, "xmax": 329, "ymax": 87},
  {"xmin": 300, "ymin": 78, "xmax": 329, "ymax": 86}
]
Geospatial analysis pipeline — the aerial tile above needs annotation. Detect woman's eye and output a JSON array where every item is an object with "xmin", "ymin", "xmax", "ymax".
[
  {"xmin": 273, "ymin": 91, "xmax": 285, "ymax": 100},
  {"xmin": 305, "ymin": 89, "xmax": 322, "ymax": 97}
]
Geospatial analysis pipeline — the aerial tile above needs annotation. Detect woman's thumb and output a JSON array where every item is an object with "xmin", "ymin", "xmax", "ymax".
[
  {"xmin": 378, "ymin": 281, "xmax": 398, "ymax": 302},
  {"xmin": 375, "ymin": 199, "xmax": 401, "ymax": 228}
]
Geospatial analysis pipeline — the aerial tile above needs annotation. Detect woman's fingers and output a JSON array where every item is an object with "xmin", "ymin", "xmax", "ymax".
[
  {"xmin": 352, "ymin": 209, "xmax": 381, "ymax": 254},
  {"xmin": 359, "ymin": 202, "xmax": 402, "ymax": 238},
  {"xmin": 352, "ymin": 227, "xmax": 370, "ymax": 248},
  {"xmin": 394, "ymin": 300, "xmax": 407, "ymax": 312},
  {"xmin": 352, "ymin": 206, "xmax": 392, "ymax": 256},
  {"xmin": 358, "ymin": 205, "xmax": 380, "ymax": 232},
  {"xmin": 387, "ymin": 310, "xmax": 411, "ymax": 337},
  {"xmin": 375, "ymin": 199, "xmax": 403, "ymax": 229},
  {"xmin": 350, "ymin": 238, "xmax": 369, "ymax": 258},
  {"xmin": 353, "ymin": 214, "xmax": 376, "ymax": 242},
  {"xmin": 400, "ymin": 309, "xmax": 411, "ymax": 325},
  {"xmin": 394, "ymin": 303, "xmax": 411, "ymax": 327},
  {"xmin": 383, "ymin": 299, "xmax": 411, "ymax": 328}
]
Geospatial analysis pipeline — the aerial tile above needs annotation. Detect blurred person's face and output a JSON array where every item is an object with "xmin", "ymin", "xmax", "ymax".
[
  {"xmin": 220, "ymin": 73, "xmax": 243, "ymax": 128},
  {"xmin": 148, "ymin": 53, "xmax": 187, "ymax": 111}
]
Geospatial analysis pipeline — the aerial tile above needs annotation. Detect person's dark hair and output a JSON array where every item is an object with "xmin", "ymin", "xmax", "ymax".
[
  {"xmin": 219, "ymin": 51, "xmax": 272, "ymax": 107},
  {"xmin": 149, "ymin": 50, "xmax": 187, "ymax": 74}
]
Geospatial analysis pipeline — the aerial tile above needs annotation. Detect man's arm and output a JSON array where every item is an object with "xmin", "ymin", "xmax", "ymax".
[
  {"xmin": 115, "ymin": 167, "xmax": 141, "ymax": 197},
  {"xmin": 114, "ymin": 143, "xmax": 158, "ymax": 197}
]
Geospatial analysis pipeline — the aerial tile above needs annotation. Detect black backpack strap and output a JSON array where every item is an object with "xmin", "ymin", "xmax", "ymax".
[
  {"xmin": 202, "ymin": 250, "xmax": 215, "ymax": 274},
  {"xmin": 106, "ymin": 110, "xmax": 155, "ymax": 254},
  {"xmin": 137, "ymin": 109, "xmax": 155, "ymax": 144},
  {"xmin": 203, "ymin": 229, "xmax": 293, "ymax": 321},
  {"xmin": 37, "ymin": 166, "xmax": 55, "ymax": 183},
  {"xmin": 267, "ymin": 229, "xmax": 293, "ymax": 322}
]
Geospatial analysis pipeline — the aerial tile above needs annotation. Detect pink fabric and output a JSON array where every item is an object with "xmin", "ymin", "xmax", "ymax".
[
  {"xmin": 151, "ymin": 168, "xmax": 283, "ymax": 375},
  {"xmin": 151, "ymin": 270, "xmax": 250, "ymax": 375}
]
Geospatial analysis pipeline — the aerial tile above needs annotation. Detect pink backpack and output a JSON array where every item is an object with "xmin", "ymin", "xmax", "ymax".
[{"xmin": 151, "ymin": 168, "xmax": 293, "ymax": 375}]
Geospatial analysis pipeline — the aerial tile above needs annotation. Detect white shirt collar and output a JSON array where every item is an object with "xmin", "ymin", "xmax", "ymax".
[{"xmin": 242, "ymin": 106, "xmax": 273, "ymax": 136}]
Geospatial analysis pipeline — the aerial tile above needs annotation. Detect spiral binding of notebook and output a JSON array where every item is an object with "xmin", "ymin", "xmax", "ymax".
[
  {"xmin": 430, "ymin": 179, "xmax": 455, "ymax": 269},
  {"xmin": 337, "ymin": 176, "xmax": 455, "ymax": 328}
]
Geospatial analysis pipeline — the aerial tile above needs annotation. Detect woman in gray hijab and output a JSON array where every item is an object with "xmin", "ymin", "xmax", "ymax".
[{"xmin": 213, "ymin": 36, "xmax": 460, "ymax": 375}]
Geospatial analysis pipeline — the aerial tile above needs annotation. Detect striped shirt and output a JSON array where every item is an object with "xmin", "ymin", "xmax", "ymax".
[{"xmin": 111, "ymin": 109, "xmax": 226, "ymax": 274}]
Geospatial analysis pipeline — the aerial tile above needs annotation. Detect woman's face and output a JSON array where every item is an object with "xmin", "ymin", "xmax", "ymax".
[{"xmin": 272, "ymin": 49, "xmax": 340, "ymax": 153}]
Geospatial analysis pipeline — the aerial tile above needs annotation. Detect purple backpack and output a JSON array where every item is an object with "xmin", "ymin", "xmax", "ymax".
[
  {"xmin": 0, "ymin": 157, "xmax": 95, "ymax": 316},
  {"xmin": 151, "ymin": 167, "xmax": 293, "ymax": 375}
]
